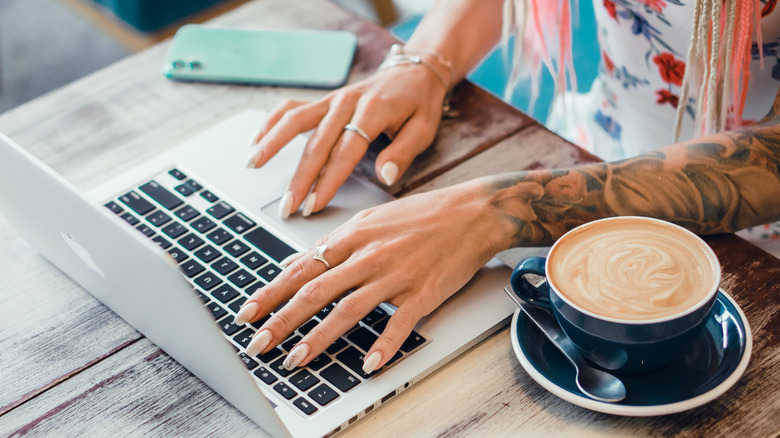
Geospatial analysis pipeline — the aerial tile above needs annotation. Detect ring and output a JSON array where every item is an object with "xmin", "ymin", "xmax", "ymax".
[
  {"xmin": 344, "ymin": 123, "xmax": 371, "ymax": 143},
  {"xmin": 312, "ymin": 245, "xmax": 332, "ymax": 269}
]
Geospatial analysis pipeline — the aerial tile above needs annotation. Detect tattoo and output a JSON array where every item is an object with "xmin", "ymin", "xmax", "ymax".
[{"xmin": 490, "ymin": 123, "xmax": 780, "ymax": 247}]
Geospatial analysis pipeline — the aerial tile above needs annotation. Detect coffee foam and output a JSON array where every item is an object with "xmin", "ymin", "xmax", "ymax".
[{"xmin": 548, "ymin": 218, "xmax": 719, "ymax": 321}]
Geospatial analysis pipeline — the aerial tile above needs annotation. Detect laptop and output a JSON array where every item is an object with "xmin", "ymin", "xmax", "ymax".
[{"xmin": 0, "ymin": 109, "xmax": 515, "ymax": 437}]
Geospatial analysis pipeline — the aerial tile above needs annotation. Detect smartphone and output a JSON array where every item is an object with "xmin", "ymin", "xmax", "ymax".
[{"xmin": 162, "ymin": 25, "xmax": 357, "ymax": 88}]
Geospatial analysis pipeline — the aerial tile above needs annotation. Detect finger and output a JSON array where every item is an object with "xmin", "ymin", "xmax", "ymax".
[
  {"xmin": 374, "ymin": 115, "xmax": 437, "ymax": 186},
  {"xmin": 292, "ymin": 282, "xmax": 394, "ymax": 370},
  {"xmin": 361, "ymin": 302, "xmax": 422, "ymax": 374},
  {"xmin": 250, "ymin": 99, "xmax": 308, "ymax": 147},
  {"xmin": 247, "ymin": 99, "xmax": 329, "ymax": 168},
  {"xmin": 283, "ymin": 92, "xmax": 361, "ymax": 217},
  {"xmin": 302, "ymin": 113, "xmax": 383, "ymax": 215}
]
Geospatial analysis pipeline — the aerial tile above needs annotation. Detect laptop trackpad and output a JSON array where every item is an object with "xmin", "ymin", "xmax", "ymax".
[{"xmin": 261, "ymin": 175, "xmax": 394, "ymax": 246}]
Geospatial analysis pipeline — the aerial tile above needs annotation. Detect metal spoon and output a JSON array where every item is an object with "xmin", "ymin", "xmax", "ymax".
[{"xmin": 504, "ymin": 287, "xmax": 627, "ymax": 403}]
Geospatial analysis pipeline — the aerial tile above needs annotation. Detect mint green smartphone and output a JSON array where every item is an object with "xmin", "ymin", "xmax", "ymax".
[{"xmin": 162, "ymin": 25, "xmax": 357, "ymax": 88}]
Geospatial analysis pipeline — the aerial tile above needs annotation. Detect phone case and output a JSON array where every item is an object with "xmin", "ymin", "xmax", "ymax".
[{"xmin": 162, "ymin": 25, "xmax": 357, "ymax": 88}]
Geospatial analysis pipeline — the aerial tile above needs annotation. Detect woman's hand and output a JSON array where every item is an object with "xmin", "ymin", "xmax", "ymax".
[
  {"xmin": 246, "ymin": 64, "xmax": 449, "ymax": 218},
  {"xmin": 234, "ymin": 179, "xmax": 513, "ymax": 374}
]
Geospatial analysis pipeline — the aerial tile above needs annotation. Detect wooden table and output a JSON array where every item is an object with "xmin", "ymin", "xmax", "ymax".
[{"xmin": 1, "ymin": 0, "xmax": 778, "ymax": 436}]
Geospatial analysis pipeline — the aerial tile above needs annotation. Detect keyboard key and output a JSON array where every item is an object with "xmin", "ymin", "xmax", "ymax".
[
  {"xmin": 180, "ymin": 259, "xmax": 204, "ymax": 278},
  {"xmin": 385, "ymin": 351, "xmax": 403, "ymax": 367},
  {"xmin": 320, "ymin": 363, "xmax": 360, "ymax": 392},
  {"xmin": 224, "ymin": 213, "xmax": 256, "ymax": 234},
  {"xmin": 240, "ymin": 251, "xmax": 267, "ymax": 270},
  {"xmin": 139, "ymin": 181, "xmax": 183, "ymax": 210},
  {"xmin": 347, "ymin": 327, "xmax": 379, "ymax": 353},
  {"xmin": 257, "ymin": 347, "xmax": 283, "ymax": 363},
  {"xmin": 168, "ymin": 168, "xmax": 187, "ymax": 180},
  {"xmin": 194, "ymin": 272, "xmax": 221, "ymax": 291},
  {"xmin": 290, "ymin": 370, "xmax": 320, "ymax": 392},
  {"xmin": 191, "ymin": 216, "xmax": 216, "ymax": 233},
  {"xmin": 233, "ymin": 328, "xmax": 256, "ymax": 348},
  {"xmin": 250, "ymin": 314, "xmax": 271, "ymax": 330},
  {"xmin": 151, "ymin": 235, "xmax": 171, "ymax": 249},
  {"xmin": 194, "ymin": 244, "xmax": 221, "ymax": 263},
  {"xmin": 270, "ymin": 357, "xmax": 296, "ymax": 377},
  {"xmin": 281, "ymin": 335, "xmax": 302, "ymax": 352},
  {"xmin": 207, "ymin": 302, "xmax": 227, "ymax": 320},
  {"xmin": 298, "ymin": 319, "xmax": 319, "ymax": 335},
  {"xmin": 136, "ymin": 224, "xmax": 154, "ymax": 237},
  {"xmin": 218, "ymin": 316, "xmax": 242, "ymax": 336},
  {"xmin": 162, "ymin": 222, "xmax": 187, "ymax": 239},
  {"xmin": 337, "ymin": 346, "xmax": 375, "ymax": 378},
  {"xmin": 237, "ymin": 352, "xmax": 259, "ymax": 370},
  {"xmin": 206, "ymin": 201, "xmax": 234, "ymax": 220},
  {"xmin": 174, "ymin": 205, "xmax": 199, "ymax": 222},
  {"xmin": 245, "ymin": 281, "xmax": 266, "ymax": 297},
  {"xmin": 121, "ymin": 212, "xmax": 139, "ymax": 226},
  {"xmin": 258, "ymin": 264, "xmax": 281, "ymax": 283},
  {"xmin": 185, "ymin": 179, "xmax": 202, "ymax": 191},
  {"xmin": 293, "ymin": 397, "xmax": 318, "ymax": 415},
  {"xmin": 228, "ymin": 269, "xmax": 257, "ymax": 289},
  {"xmin": 401, "ymin": 332, "xmax": 427, "ymax": 353},
  {"xmin": 244, "ymin": 227, "xmax": 297, "ymax": 263},
  {"xmin": 119, "ymin": 190, "xmax": 154, "ymax": 215},
  {"xmin": 225, "ymin": 240, "xmax": 251, "ymax": 258},
  {"xmin": 273, "ymin": 382, "xmax": 297, "ymax": 400},
  {"xmin": 167, "ymin": 247, "xmax": 188, "ymax": 263},
  {"xmin": 309, "ymin": 383, "xmax": 339, "ymax": 406},
  {"xmin": 307, "ymin": 353, "xmax": 332, "ymax": 371},
  {"xmin": 195, "ymin": 289, "xmax": 210, "ymax": 303},
  {"xmin": 178, "ymin": 233, "xmax": 205, "ymax": 251},
  {"xmin": 362, "ymin": 307, "xmax": 388, "ymax": 326},
  {"xmin": 325, "ymin": 337, "xmax": 348, "ymax": 355},
  {"xmin": 373, "ymin": 318, "xmax": 389, "ymax": 334},
  {"xmin": 317, "ymin": 304, "xmax": 335, "ymax": 321},
  {"xmin": 229, "ymin": 296, "xmax": 247, "ymax": 313},
  {"xmin": 200, "ymin": 190, "xmax": 219, "ymax": 202},
  {"xmin": 207, "ymin": 228, "xmax": 232, "ymax": 245},
  {"xmin": 104, "ymin": 201, "xmax": 123, "ymax": 214},
  {"xmin": 212, "ymin": 257, "xmax": 239, "ymax": 275},
  {"xmin": 254, "ymin": 366, "xmax": 278, "ymax": 384},
  {"xmin": 174, "ymin": 183, "xmax": 197, "ymax": 197},
  {"xmin": 211, "ymin": 283, "xmax": 239, "ymax": 303},
  {"xmin": 147, "ymin": 210, "xmax": 172, "ymax": 227}
]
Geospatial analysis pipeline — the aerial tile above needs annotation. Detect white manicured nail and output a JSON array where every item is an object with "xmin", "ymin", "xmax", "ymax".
[
  {"xmin": 245, "ymin": 147, "xmax": 264, "ymax": 168},
  {"xmin": 279, "ymin": 252, "xmax": 303, "ymax": 268},
  {"xmin": 302, "ymin": 192, "xmax": 317, "ymax": 217},
  {"xmin": 246, "ymin": 330, "xmax": 272, "ymax": 357},
  {"xmin": 249, "ymin": 129, "xmax": 262, "ymax": 147},
  {"xmin": 380, "ymin": 162, "xmax": 398, "ymax": 185},
  {"xmin": 283, "ymin": 343, "xmax": 310, "ymax": 370},
  {"xmin": 363, "ymin": 351, "xmax": 382, "ymax": 374},
  {"xmin": 278, "ymin": 191, "xmax": 294, "ymax": 219},
  {"xmin": 234, "ymin": 302, "xmax": 258, "ymax": 326}
]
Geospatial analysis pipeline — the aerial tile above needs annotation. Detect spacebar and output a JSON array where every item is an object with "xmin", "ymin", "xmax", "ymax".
[{"xmin": 244, "ymin": 227, "xmax": 296, "ymax": 263}]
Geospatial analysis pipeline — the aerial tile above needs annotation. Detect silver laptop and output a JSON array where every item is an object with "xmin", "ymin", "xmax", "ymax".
[{"xmin": 0, "ymin": 109, "xmax": 514, "ymax": 438}]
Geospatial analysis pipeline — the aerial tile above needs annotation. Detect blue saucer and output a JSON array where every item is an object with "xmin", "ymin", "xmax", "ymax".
[{"xmin": 510, "ymin": 290, "xmax": 752, "ymax": 416}]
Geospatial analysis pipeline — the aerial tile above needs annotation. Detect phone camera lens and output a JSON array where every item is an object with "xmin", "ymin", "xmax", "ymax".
[
  {"xmin": 190, "ymin": 61, "xmax": 203, "ymax": 70},
  {"xmin": 172, "ymin": 60, "xmax": 186, "ymax": 69}
]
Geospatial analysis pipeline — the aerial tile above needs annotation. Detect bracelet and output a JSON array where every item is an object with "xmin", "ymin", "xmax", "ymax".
[{"xmin": 378, "ymin": 44, "xmax": 459, "ymax": 118}]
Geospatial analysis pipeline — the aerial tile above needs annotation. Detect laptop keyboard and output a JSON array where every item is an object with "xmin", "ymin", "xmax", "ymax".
[{"xmin": 104, "ymin": 167, "xmax": 428, "ymax": 417}]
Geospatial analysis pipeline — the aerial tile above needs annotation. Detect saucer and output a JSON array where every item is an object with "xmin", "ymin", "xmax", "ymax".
[{"xmin": 510, "ymin": 290, "xmax": 752, "ymax": 416}]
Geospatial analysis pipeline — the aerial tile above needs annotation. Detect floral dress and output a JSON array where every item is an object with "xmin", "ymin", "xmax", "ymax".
[{"xmin": 547, "ymin": 0, "xmax": 780, "ymax": 257}]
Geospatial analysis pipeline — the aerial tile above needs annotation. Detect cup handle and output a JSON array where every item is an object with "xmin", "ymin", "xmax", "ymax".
[{"xmin": 510, "ymin": 256, "xmax": 553, "ymax": 310}]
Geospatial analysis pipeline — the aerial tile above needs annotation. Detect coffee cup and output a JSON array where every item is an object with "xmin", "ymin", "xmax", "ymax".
[{"xmin": 510, "ymin": 216, "xmax": 721, "ymax": 374}]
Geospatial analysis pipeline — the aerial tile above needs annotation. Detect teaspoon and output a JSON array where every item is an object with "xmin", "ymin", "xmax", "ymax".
[{"xmin": 504, "ymin": 287, "xmax": 627, "ymax": 403}]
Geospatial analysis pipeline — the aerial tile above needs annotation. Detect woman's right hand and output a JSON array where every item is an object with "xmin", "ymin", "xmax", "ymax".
[{"xmin": 246, "ymin": 62, "xmax": 450, "ymax": 218}]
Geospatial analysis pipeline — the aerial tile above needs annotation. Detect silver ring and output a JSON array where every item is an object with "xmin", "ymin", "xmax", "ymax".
[
  {"xmin": 312, "ymin": 245, "xmax": 331, "ymax": 269},
  {"xmin": 344, "ymin": 123, "xmax": 371, "ymax": 143}
]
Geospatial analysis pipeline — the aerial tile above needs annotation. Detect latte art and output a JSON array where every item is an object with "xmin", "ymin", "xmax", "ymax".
[{"xmin": 548, "ymin": 218, "xmax": 719, "ymax": 321}]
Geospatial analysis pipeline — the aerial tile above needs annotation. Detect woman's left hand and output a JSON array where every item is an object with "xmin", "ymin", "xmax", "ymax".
[{"xmin": 235, "ymin": 178, "xmax": 512, "ymax": 373}]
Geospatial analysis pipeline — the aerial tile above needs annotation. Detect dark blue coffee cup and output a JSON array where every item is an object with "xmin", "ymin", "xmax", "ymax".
[{"xmin": 510, "ymin": 217, "xmax": 721, "ymax": 374}]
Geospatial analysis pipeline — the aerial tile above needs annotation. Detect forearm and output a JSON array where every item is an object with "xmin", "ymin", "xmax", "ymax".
[
  {"xmin": 482, "ymin": 122, "xmax": 780, "ymax": 248},
  {"xmin": 404, "ymin": 0, "xmax": 505, "ymax": 84}
]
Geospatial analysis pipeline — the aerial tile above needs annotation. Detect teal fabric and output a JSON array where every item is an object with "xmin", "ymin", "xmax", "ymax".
[
  {"xmin": 93, "ymin": 0, "xmax": 225, "ymax": 32},
  {"xmin": 391, "ymin": 3, "xmax": 599, "ymax": 123}
]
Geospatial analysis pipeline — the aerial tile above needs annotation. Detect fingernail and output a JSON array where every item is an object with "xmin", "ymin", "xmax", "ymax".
[
  {"xmin": 246, "ymin": 147, "xmax": 264, "ymax": 168},
  {"xmin": 246, "ymin": 330, "xmax": 272, "ymax": 357},
  {"xmin": 283, "ymin": 343, "xmax": 310, "ymax": 370},
  {"xmin": 363, "ymin": 351, "xmax": 382, "ymax": 374},
  {"xmin": 279, "ymin": 252, "xmax": 303, "ymax": 268},
  {"xmin": 302, "ymin": 192, "xmax": 317, "ymax": 217},
  {"xmin": 380, "ymin": 162, "xmax": 398, "ymax": 186},
  {"xmin": 234, "ymin": 301, "xmax": 258, "ymax": 326},
  {"xmin": 249, "ymin": 129, "xmax": 262, "ymax": 147},
  {"xmin": 278, "ymin": 191, "xmax": 294, "ymax": 219}
]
